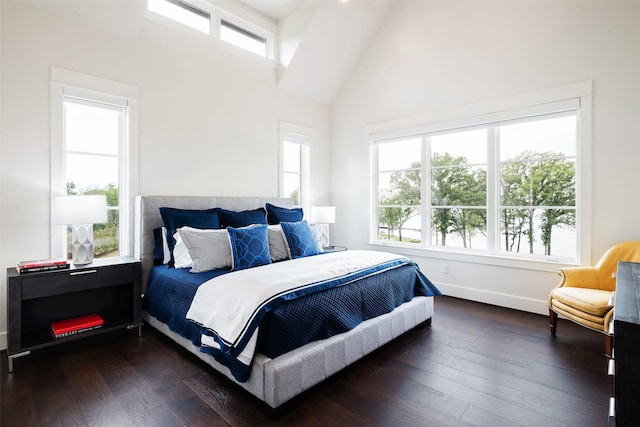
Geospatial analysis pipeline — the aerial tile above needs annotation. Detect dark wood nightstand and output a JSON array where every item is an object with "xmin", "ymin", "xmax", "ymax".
[{"xmin": 6, "ymin": 256, "xmax": 142, "ymax": 372}]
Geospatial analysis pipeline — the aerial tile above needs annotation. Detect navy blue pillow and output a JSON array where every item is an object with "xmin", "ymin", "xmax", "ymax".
[
  {"xmin": 152, "ymin": 227, "xmax": 166, "ymax": 266},
  {"xmin": 280, "ymin": 220, "xmax": 320, "ymax": 259},
  {"xmin": 228, "ymin": 225, "xmax": 272, "ymax": 271},
  {"xmin": 159, "ymin": 207, "xmax": 221, "ymax": 265},
  {"xmin": 217, "ymin": 207, "xmax": 267, "ymax": 228},
  {"xmin": 265, "ymin": 203, "xmax": 304, "ymax": 225}
]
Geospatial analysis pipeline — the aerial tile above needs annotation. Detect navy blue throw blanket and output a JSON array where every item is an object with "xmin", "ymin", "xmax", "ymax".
[{"xmin": 143, "ymin": 260, "xmax": 440, "ymax": 382}]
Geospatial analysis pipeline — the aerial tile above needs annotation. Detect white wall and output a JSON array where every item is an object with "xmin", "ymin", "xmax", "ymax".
[
  {"xmin": 331, "ymin": 1, "xmax": 640, "ymax": 314},
  {"xmin": 0, "ymin": 2, "xmax": 330, "ymax": 349}
]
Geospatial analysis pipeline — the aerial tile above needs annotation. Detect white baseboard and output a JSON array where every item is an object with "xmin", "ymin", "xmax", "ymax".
[{"xmin": 437, "ymin": 282, "xmax": 549, "ymax": 316}]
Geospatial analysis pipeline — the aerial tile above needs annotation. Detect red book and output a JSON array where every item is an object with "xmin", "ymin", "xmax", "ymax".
[
  {"xmin": 51, "ymin": 314, "xmax": 104, "ymax": 338},
  {"xmin": 18, "ymin": 258, "xmax": 68, "ymax": 269}
]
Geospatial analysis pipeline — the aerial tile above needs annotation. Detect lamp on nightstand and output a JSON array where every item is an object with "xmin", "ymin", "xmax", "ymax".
[
  {"xmin": 56, "ymin": 195, "xmax": 108, "ymax": 265},
  {"xmin": 311, "ymin": 206, "xmax": 336, "ymax": 249}
]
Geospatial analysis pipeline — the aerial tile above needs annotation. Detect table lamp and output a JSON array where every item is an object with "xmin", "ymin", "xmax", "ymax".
[
  {"xmin": 56, "ymin": 195, "xmax": 108, "ymax": 265},
  {"xmin": 311, "ymin": 206, "xmax": 336, "ymax": 249}
]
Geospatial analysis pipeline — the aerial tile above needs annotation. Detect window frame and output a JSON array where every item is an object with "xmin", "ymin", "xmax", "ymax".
[
  {"xmin": 279, "ymin": 122, "xmax": 311, "ymax": 213},
  {"xmin": 367, "ymin": 82, "xmax": 592, "ymax": 270},
  {"xmin": 50, "ymin": 67, "xmax": 139, "ymax": 259},
  {"xmin": 146, "ymin": 0, "xmax": 276, "ymax": 63}
]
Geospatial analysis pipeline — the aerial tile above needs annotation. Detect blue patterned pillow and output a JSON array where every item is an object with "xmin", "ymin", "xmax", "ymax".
[
  {"xmin": 265, "ymin": 203, "xmax": 304, "ymax": 225},
  {"xmin": 227, "ymin": 224, "xmax": 272, "ymax": 271},
  {"xmin": 159, "ymin": 207, "xmax": 221, "ymax": 266},
  {"xmin": 217, "ymin": 207, "xmax": 267, "ymax": 228},
  {"xmin": 280, "ymin": 220, "xmax": 320, "ymax": 259}
]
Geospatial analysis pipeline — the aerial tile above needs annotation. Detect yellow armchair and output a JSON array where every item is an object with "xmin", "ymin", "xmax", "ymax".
[{"xmin": 548, "ymin": 241, "xmax": 640, "ymax": 356}]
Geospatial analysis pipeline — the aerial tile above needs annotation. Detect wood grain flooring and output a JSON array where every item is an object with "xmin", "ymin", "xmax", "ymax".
[{"xmin": 1, "ymin": 296, "xmax": 612, "ymax": 426}]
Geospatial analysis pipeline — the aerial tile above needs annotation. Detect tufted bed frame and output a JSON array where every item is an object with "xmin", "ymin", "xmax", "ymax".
[{"xmin": 134, "ymin": 195, "xmax": 434, "ymax": 410}]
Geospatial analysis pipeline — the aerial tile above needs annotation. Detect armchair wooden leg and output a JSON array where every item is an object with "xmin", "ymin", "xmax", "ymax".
[
  {"xmin": 605, "ymin": 334, "xmax": 613, "ymax": 358},
  {"xmin": 549, "ymin": 309, "xmax": 558, "ymax": 336}
]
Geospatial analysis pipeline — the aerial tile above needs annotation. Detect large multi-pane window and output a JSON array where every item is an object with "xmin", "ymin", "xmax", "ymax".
[
  {"xmin": 279, "ymin": 123, "xmax": 311, "ymax": 210},
  {"xmin": 372, "ymin": 97, "xmax": 583, "ymax": 263}
]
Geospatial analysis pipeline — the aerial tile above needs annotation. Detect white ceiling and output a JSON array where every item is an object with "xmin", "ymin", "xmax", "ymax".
[{"xmin": 24, "ymin": 0, "xmax": 391, "ymax": 104}]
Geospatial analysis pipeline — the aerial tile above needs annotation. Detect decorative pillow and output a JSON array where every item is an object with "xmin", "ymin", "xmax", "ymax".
[
  {"xmin": 280, "ymin": 220, "xmax": 320, "ymax": 259},
  {"xmin": 172, "ymin": 231, "xmax": 193, "ymax": 269},
  {"xmin": 308, "ymin": 223, "xmax": 326, "ymax": 253},
  {"xmin": 159, "ymin": 207, "xmax": 220, "ymax": 265},
  {"xmin": 152, "ymin": 227, "xmax": 170, "ymax": 265},
  {"xmin": 217, "ymin": 207, "xmax": 267, "ymax": 228},
  {"xmin": 265, "ymin": 203, "xmax": 304, "ymax": 225},
  {"xmin": 177, "ymin": 227, "xmax": 232, "ymax": 272},
  {"xmin": 267, "ymin": 225, "xmax": 289, "ymax": 262},
  {"xmin": 227, "ymin": 224, "xmax": 272, "ymax": 271}
]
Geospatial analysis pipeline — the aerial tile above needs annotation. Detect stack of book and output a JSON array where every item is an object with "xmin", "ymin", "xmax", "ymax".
[
  {"xmin": 51, "ymin": 314, "xmax": 104, "ymax": 339},
  {"xmin": 16, "ymin": 258, "xmax": 69, "ymax": 274}
]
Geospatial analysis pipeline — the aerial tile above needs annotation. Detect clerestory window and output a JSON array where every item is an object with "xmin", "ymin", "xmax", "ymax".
[{"xmin": 147, "ymin": 0, "xmax": 275, "ymax": 61}]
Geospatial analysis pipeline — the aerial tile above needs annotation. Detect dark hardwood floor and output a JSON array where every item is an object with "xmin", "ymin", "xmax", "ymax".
[{"xmin": 1, "ymin": 296, "xmax": 612, "ymax": 426}]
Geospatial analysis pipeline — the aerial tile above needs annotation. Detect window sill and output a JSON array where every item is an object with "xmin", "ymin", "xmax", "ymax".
[{"xmin": 366, "ymin": 241, "xmax": 577, "ymax": 273}]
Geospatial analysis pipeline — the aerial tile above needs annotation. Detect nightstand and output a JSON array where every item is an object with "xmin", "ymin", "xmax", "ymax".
[{"xmin": 6, "ymin": 256, "xmax": 142, "ymax": 372}]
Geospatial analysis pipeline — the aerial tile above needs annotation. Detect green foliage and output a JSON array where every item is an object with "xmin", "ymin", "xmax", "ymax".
[
  {"xmin": 378, "ymin": 162, "xmax": 421, "ymax": 242},
  {"xmin": 66, "ymin": 182, "xmax": 119, "ymax": 257},
  {"xmin": 289, "ymin": 188, "xmax": 300, "ymax": 206},
  {"xmin": 431, "ymin": 153, "xmax": 486, "ymax": 247},
  {"xmin": 380, "ymin": 149, "xmax": 575, "ymax": 256},
  {"xmin": 500, "ymin": 151, "xmax": 575, "ymax": 255}
]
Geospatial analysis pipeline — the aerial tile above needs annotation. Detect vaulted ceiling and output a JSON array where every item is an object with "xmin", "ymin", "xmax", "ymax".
[{"xmin": 24, "ymin": 0, "xmax": 392, "ymax": 105}]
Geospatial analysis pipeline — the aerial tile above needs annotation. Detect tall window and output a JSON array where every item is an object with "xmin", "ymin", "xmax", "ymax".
[
  {"xmin": 63, "ymin": 97, "xmax": 124, "ymax": 259},
  {"xmin": 51, "ymin": 68, "xmax": 138, "ymax": 259},
  {"xmin": 371, "ymin": 94, "xmax": 586, "ymax": 264},
  {"xmin": 280, "ymin": 123, "xmax": 311, "ymax": 210}
]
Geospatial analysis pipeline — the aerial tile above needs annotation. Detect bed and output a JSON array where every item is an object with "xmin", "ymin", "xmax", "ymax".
[{"xmin": 134, "ymin": 195, "xmax": 440, "ymax": 410}]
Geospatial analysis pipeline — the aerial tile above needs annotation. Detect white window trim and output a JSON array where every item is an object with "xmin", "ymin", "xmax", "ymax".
[
  {"xmin": 50, "ymin": 67, "xmax": 139, "ymax": 259},
  {"xmin": 279, "ymin": 121, "xmax": 311, "ymax": 213},
  {"xmin": 366, "ymin": 81, "xmax": 592, "ymax": 271},
  {"xmin": 145, "ymin": 0, "xmax": 277, "ymax": 66}
]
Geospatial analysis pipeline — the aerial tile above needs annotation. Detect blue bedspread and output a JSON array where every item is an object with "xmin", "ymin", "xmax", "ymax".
[{"xmin": 142, "ymin": 257, "xmax": 440, "ymax": 382}]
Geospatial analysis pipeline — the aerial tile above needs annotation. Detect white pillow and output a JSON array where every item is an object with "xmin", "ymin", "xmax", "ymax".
[
  {"xmin": 308, "ymin": 223, "xmax": 326, "ymax": 253},
  {"xmin": 159, "ymin": 226, "xmax": 171, "ymax": 264},
  {"xmin": 172, "ymin": 231, "xmax": 193, "ymax": 269},
  {"xmin": 177, "ymin": 226, "xmax": 232, "ymax": 272},
  {"xmin": 267, "ymin": 224, "xmax": 290, "ymax": 262}
]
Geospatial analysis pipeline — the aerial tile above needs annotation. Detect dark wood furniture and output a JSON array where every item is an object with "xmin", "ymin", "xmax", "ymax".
[
  {"xmin": 611, "ymin": 261, "xmax": 640, "ymax": 425},
  {"xmin": 6, "ymin": 256, "xmax": 142, "ymax": 372}
]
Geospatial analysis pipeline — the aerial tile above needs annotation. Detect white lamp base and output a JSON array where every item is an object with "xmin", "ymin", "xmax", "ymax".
[
  {"xmin": 318, "ymin": 223, "xmax": 330, "ymax": 249},
  {"xmin": 71, "ymin": 224, "xmax": 95, "ymax": 265}
]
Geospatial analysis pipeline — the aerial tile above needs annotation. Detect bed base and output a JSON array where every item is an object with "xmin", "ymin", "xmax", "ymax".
[{"xmin": 143, "ymin": 295, "xmax": 432, "ymax": 409}]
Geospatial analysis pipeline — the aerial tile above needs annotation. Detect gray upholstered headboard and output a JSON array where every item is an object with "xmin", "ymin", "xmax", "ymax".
[{"xmin": 134, "ymin": 195, "xmax": 293, "ymax": 292}]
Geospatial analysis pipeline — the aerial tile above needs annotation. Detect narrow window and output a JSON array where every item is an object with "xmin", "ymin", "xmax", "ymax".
[
  {"xmin": 62, "ymin": 97, "xmax": 124, "ymax": 259},
  {"xmin": 430, "ymin": 129, "xmax": 488, "ymax": 250},
  {"xmin": 148, "ymin": 0, "xmax": 210, "ymax": 34},
  {"xmin": 280, "ymin": 123, "xmax": 311, "ymax": 210},
  {"xmin": 51, "ymin": 68, "xmax": 138, "ymax": 260},
  {"xmin": 221, "ymin": 19, "xmax": 267, "ymax": 57},
  {"xmin": 376, "ymin": 137, "xmax": 422, "ymax": 243}
]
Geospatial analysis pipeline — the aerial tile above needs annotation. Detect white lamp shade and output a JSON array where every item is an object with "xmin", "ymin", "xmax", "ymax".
[
  {"xmin": 311, "ymin": 206, "xmax": 336, "ymax": 224},
  {"xmin": 56, "ymin": 195, "xmax": 108, "ymax": 225}
]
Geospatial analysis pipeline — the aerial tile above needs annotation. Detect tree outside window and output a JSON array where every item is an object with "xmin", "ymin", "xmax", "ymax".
[{"xmin": 373, "ymin": 110, "xmax": 578, "ymax": 261}]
